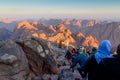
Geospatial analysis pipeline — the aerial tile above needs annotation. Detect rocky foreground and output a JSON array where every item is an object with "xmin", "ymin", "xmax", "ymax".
[{"xmin": 0, "ymin": 37, "xmax": 82, "ymax": 80}]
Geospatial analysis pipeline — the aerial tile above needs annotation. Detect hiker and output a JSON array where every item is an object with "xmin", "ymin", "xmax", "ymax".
[
  {"xmin": 86, "ymin": 47, "xmax": 91, "ymax": 56},
  {"xmin": 90, "ymin": 47, "xmax": 97, "ymax": 56},
  {"xmin": 70, "ymin": 47, "xmax": 88, "ymax": 77},
  {"xmin": 71, "ymin": 48, "xmax": 77, "ymax": 62},
  {"xmin": 65, "ymin": 50, "xmax": 72, "ymax": 60},
  {"xmin": 77, "ymin": 40, "xmax": 112, "ymax": 80},
  {"xmin": 65, "ymin": 50, "xmax": 72, "ymax": 64},
  {"xmin": 95, "ymin": 44, "xmax": 120, "ymax": 80}
]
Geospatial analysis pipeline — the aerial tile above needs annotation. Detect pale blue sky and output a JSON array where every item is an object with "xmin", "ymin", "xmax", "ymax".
[{"xmin": 0, "ymin": 0, "xmax": 120, "ymax": 20}]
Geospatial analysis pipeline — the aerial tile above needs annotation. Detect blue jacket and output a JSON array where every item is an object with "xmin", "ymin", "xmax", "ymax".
[{"xmin": 70, "ymin": 53, "xmax": 88, "ymax": 68}]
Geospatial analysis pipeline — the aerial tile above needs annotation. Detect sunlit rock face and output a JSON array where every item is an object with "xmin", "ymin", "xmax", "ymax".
[
  {"xmin": 16, "ymin": 20, "xmax": 38, "ymax": 30},
  {"xmin": 82, "ymin": 35, "xmax": 99, "ymax": 48}
]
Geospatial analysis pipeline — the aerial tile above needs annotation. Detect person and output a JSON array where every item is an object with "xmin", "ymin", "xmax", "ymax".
[
  {"xmin": 70, "ymin": 47, "xmax": 88, "ymax": 78},
  {"xmin": 65, "ymin": 50, "xmax": 71, "ymax": 60},
  {"xmin": 90, "ymin": 47, "xmax": 97, "ymax": 56},
  {"xmin": 95, "ymin": 44, "xmax": 120, "ymax": 80},
  {"xmin": 71, "ymin": 48, "xmax": 77, "ymax": 62},
  {"xmin": 77, "ymin": 40, "xmax": 112, "ymax": 80}
]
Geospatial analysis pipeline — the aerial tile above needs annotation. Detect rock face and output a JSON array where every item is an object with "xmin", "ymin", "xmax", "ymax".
[
  {"xmin": 82, "ymin": 35, "xmax": 99, "ymax": 48},
  {"xmin": 0, "ymin": 40, "xmax": 28, "ymax": 80},
  {"xmin": 79, "ymin": 22, "xmax": 120, "ymax": 47},
  {"xmin": 58, "ymin": 69, "xmax": 74, "ymax": 80},
  {"xmin": 16, "ymin": 38, "xmax": 58, "ymax": 75},
  {"xmin": 0, "ymin": 38, "xmax": 58, "ymax": 80}
]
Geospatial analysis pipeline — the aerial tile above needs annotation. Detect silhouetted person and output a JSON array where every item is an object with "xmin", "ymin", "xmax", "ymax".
[
  {"xmin": 77, "ymin": 40, "xmax": 112, "ymax": 80},
  {"xmin": 95, "ymin": 44, "xmax": 120, "ymax": 80},
  {"xmin": 65, "ymin": 50, "xmax": 72, "ymax": 60}
]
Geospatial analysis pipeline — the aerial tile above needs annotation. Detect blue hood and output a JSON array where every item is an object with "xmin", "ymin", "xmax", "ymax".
[{"xmin": 95, "ymin": 40, "xmax": 112, "ymax": 64}]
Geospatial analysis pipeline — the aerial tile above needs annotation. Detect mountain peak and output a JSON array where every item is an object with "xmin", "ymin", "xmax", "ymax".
[
  {"xmin": 76, "ymin": 32, "xmax": 85, "ymax": 38},
  {"xmin": 57, "ymin": 24, "xmax": 66, "ymax": 32},
  {"xmin": 16, "ymin": 20, "xmax": 37, "ymax": 30},
  {"xmin": 82, "ymin": 35, "xmax": 99, "ymax": 48}
]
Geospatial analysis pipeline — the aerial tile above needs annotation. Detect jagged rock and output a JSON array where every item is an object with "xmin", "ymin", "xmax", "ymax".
[
  {"xmin": 16, "ymin": 20, "xmax": 37, "ymax": 30},
  {"xmin": 63, "ymin": 19, "xmax": 71, "ymax": 25},
  {"xmin": 50, "ymin": 74, "xmax": 58, "ymax": 80},
  {"xmin": 42, "ymin": 74, "xmax": 50, "ymax": 80},
  {"xmin": 16, "ymin": 38, "xmax": 59, "ymax": 76},
  {"xmin": 48, "ymin": 25, "xmax": 57, "ymax": 32},
  {"xmin": 31, "ymin": 22, "xmax": 40, "ymax": 27},
  {"xmin": 0, "ymin": 40, "xmax": 29, "ymax": 80},
  {"xmin": 32, "ymin": 76, "xmax": 41, "ymax": 80},
  {"xmin": 73, "ymin": 20, "xmax": 81, "ymax": 27},
  {"xmin": 86, "ymin": 20, "xmax": 99, "ymax": 27},
  {"xmin": 58, "ymin": 69, "xmax": 74, "ymax": 80},
  {"xmin": 82, "ymin": 35, "xmax": 99, "ymax": 48},
  {"xmin": 56, "ymin": 55, "xmax": 66, "ymax": 67},
  {"xmin": 0, "ymin": 54, "xmax": 17, "ymax": 64},
  {"xmin": 59, "ymin": 66, "xmax": 70, "ymax": 73},
  {"xmin": 76, "ymin": 32, "xmax": 85, "ymax": 38},
  {"xmin": 0, "ymin": 38, "xmax": 59, "ymax": 80},
  {"xmin": 56, "ymin": 24, "xmax": 66, "ymax": 33}
]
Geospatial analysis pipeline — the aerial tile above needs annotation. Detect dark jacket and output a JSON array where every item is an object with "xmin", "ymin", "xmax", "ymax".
[
  {"xmin": 95, "ymin": 55, "xmax": 120, "ymax": 80},
  {"xmin": 65, "ymin": 50, "xmax": 71, "ymax": 60},
  {"xmin": 70, "ymin": 53, "xmax": 88, "ymax": 68},
  {"xmin": 78, "ymin": 55, "xmax": 98, "ymax": 80}
]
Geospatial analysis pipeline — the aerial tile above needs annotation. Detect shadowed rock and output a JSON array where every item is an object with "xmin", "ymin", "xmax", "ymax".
[
  {"xmin": 0, "ymin": 40, "xmax": 29, "ymax": 80},
  {"xmin": 0, "ymin": 38, "xmax": 59, "ymax": 80},
  {"xmin": 16, "ymin": 38, "xmax": 59, "ymax": 76}
]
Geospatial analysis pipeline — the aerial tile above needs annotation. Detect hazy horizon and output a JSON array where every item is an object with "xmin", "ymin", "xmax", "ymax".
[{"xmin": 0, "ymin": 0, "xmax": 120, "ymax": 21}]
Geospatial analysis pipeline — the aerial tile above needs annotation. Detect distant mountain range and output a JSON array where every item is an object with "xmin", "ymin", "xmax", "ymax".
[
  {"xmin": 0, "ymin": 18, "xmax": 120, "ymax": 48},
  {"xmin": 0, "ymin": 18, "xmax": 18, "ymax": 31}
]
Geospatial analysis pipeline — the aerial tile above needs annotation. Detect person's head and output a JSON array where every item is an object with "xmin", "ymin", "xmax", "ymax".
[
  {"xmin": 95, "ymin": 40, "xmax": 112, "ymax": 64},
  {"xmin": 92, "ymin": 47, "xmax": 97, "ymax": 52},
  {"xmin": 91, "ymin": 47, "xmax": 97, "ymax": 54},
  {"xmin": 72, "ymin": 48, "xmax": 76, "ymax": 53},
  {"xmin": 82, "ymin": 47, "xmax": 86, "ymax": 53},
  {"xmin": 117, "ymin": 44, "xmax": 120, "ymax": 55},
  {"xmin": 98, "ymin": 40, "xmax": 111, "ymax": 55}
]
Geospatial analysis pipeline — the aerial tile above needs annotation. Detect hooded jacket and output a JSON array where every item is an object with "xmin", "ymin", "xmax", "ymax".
[{"xmin": 95, "ymin": 40, "xmax": 112, "ymax": 64}]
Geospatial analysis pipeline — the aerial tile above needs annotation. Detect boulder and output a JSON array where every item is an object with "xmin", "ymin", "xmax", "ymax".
[
  {"xmin": 0, "ymin": 38, "xmax": 59, "ymax": 80},
  {"xmin": 0, "ymin": 40, "xmax": 29, "ymax": 80},
  {"xmin": 16, "ymin": 38, "xmax": 59, "ymax": 76}
]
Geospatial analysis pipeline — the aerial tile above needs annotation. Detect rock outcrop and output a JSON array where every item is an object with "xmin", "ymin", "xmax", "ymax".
[
  {"xmin": 16, "ymin": 38, "xmax": 58, "ymax": 75},
  {"xmin": 0, "ymin": 40, "xmax": 28, "ymax": 80},
  {"xmin": 82, "ymin": 35, "xmax": 99, "ymax": 48},
  {"xmin": 0, "ymin": 38, "xmax": 58, "ymax": 80}
]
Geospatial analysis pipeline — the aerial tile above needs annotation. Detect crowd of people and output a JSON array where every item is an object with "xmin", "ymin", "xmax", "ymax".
[{"xmin": 65, "ymin": 40, "xmax": 120, "ymax": 80}]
